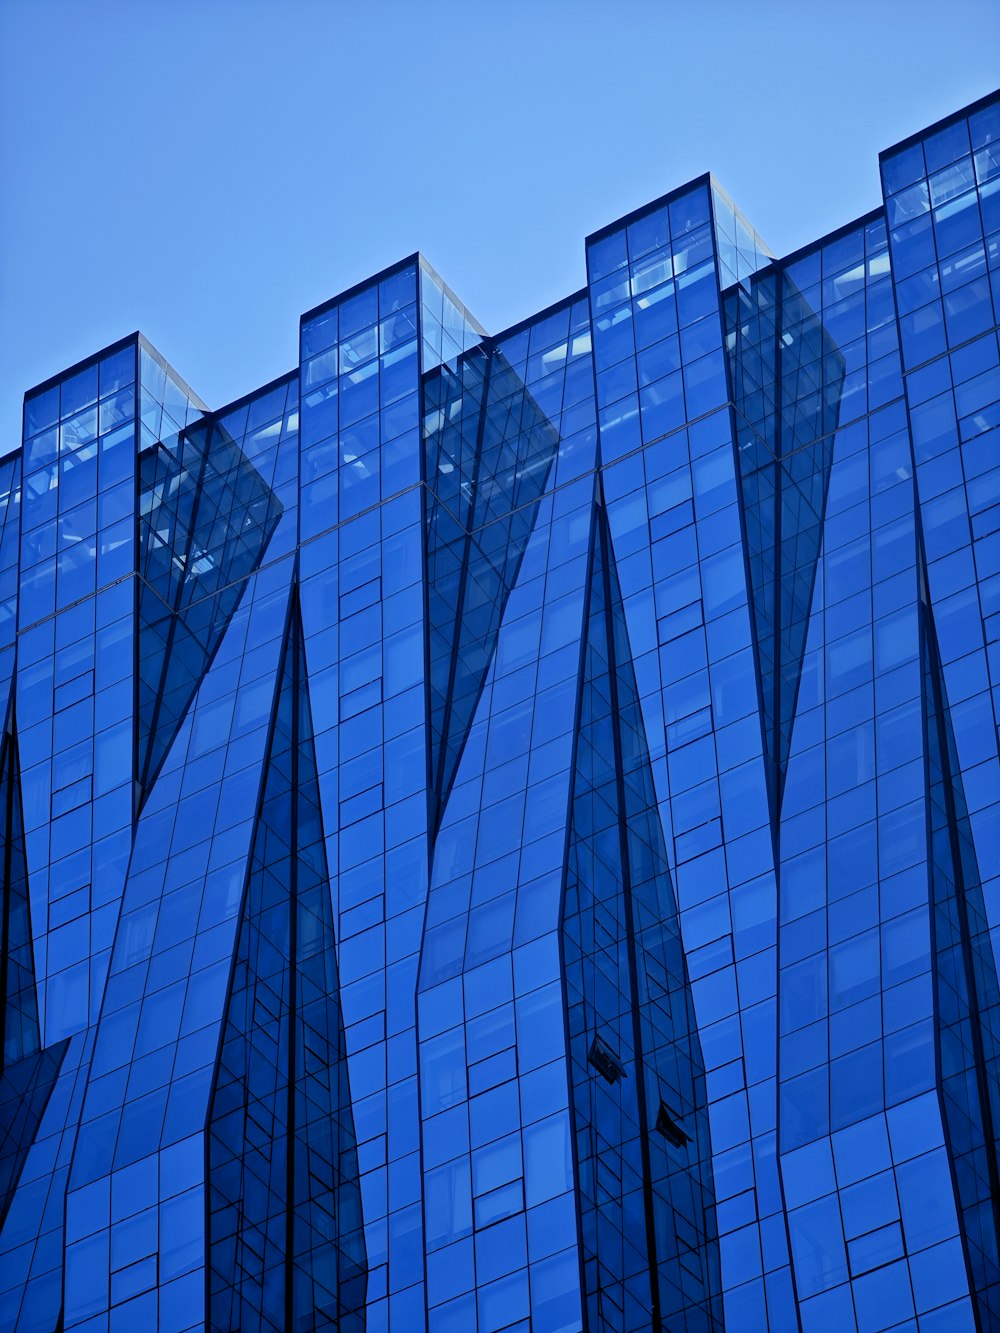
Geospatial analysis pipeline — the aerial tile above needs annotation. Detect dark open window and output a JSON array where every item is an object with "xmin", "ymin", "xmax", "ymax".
[
  {"xmin": 588, "ymin": 1035, "xmax": 627, "ymax": 1085},
  {"xmin": 655, "ymin": 1100, "xmax": 691, "ymax": 1148}
]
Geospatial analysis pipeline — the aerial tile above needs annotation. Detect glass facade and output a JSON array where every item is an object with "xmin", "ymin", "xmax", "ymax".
[{"xmin": 0, "ymin": 90, "xmax": 997, "ymax": 1331}]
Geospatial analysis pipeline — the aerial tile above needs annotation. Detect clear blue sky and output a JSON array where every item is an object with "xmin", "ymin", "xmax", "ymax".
[{"xmin": 2, "ymin": 0, "xmax": 998, "ymax": 448}]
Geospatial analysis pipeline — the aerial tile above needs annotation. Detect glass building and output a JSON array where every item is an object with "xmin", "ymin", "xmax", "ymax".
[{"xmin": 0, "ymin": 89, "xmax": 998, "ymax": 1332}]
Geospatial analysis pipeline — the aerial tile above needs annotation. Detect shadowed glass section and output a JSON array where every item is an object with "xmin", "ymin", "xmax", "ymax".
[
  {"xmin": 419, "ymin": 262, "xmax": 484, "ymax": 377},
  {"xmin": 0, "ymin": 1041, "xmax": 66, "ymax": 1234},
  {"xmin": 562, "ymin": 506, "xmax": 721, "ymax": 1331},
  {"xmin": 0, "ymin": 727, "xmax": 37, "ymax": 1069},
  {"xmin": 137, "ymin": 415, "xmax": 284, "ymax": 802},
  {"xmin": 923, "ymin": 597, "xmax": 1000, "ymax": 1328},
  {"xmin": 0, "ymin": 720, "xmax": 68, "ymax": 1231},
  {"xmin": 422, "ymin": 342, "xmax": 560, "ymax": 829},
  {"xmin": 208, "ymin": 599, "xmax": 366, "ymax": 1333},
  {"xmin": 724, "ymin": 269, "xmax": 845, "ymax": 811}
]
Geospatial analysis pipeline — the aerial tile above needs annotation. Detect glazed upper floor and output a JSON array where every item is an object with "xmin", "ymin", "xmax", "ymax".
[{"xmin": 13, "ymin": 88, "xmax": 997, "ymax": 489}]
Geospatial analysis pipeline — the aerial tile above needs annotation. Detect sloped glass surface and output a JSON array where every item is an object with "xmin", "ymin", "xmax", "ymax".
[
  {"xmin": 137, "ymin": 416, "xmax": 284, "ymax": 803},
  {"xmin": 422, "ymin": 343, "xmax": 560, "ymax": 830}
]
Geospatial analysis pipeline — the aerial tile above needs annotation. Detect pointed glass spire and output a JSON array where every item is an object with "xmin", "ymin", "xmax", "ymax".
[
  {"xmin": 208, "ymin": 599, "xmax": 366, "ymax": 1332},
  {"xmin": 562, "ymin": 506, "xmax": 722, "ymax": 1330}
]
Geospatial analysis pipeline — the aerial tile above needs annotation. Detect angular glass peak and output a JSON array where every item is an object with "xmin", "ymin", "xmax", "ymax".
[
  {"xmin": 138, "ymin": 340, "xmax": 208, "ymax": 456},
  {"xmin": 419, "ymin": 262, "xmax": 486, "ymax": 376},
  {"xmin": 712, "ymin": 182, "xmax": 774, "ymax": 288}
]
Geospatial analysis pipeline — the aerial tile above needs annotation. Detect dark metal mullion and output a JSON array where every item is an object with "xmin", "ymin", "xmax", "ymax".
[
  {"xmin": 285, "ymin": 591, "xmax": 300, "ymax": 1331},
  {"xmin": 129, "ymin": 339, "xmax": 142, "ymax": 820},
  {"xmin": 772, "ymin": 281, "xmax": 785, "ymax": 813}
]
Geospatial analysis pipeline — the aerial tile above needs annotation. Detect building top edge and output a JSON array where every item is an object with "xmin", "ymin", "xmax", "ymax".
[
  {"xmin": 491, "ymin": 287, "xmax": 590, "ymax": 345},
  {"xmin": 213, "ymin": 367, "xmax": 298, "ymax": 423},
  {"xmin": 879, "ymin": 85, "xmax": 1000, "ymax": 162},
  {"xmin": 299, "ymin": 252, "xmax": 423, "ymax": 328},
  {"xmin": 23, "ymin": 331, "xmax": 141, "ymax": 407},
  {"xmin": 728, "ymin": 205, "xmax": 888, "ymax": 289},
  {"xmin": 25, "ymin": 89, "xmax": 1000, "ymax": 433},
  {"xmin": 584, "ymin": 172, "xmax": 716, "ymax": 249},
  {"xmin": 23, "ymin": 331, "xmax": 209, "ymax": 419}
]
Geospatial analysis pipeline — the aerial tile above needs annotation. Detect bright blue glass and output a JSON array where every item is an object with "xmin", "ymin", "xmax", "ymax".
[{"xmin": 0, "ymin": 89, "xmax": 997, "ymax": 1333}]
